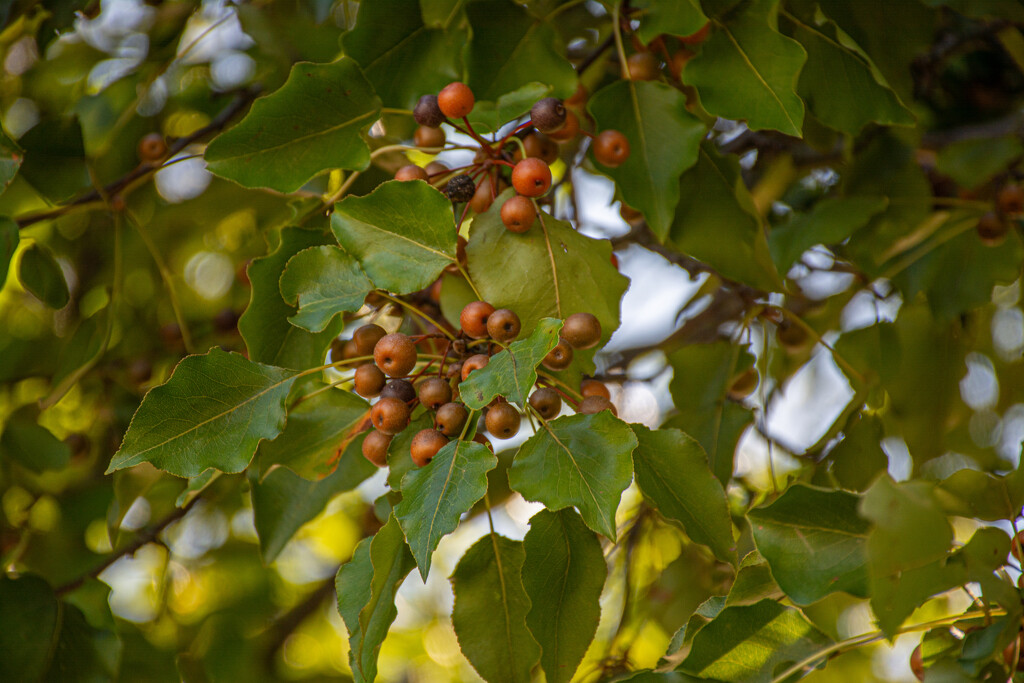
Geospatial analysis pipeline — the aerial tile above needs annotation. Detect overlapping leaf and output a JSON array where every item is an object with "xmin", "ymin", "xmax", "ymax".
[
  {"xmin": 0, "ymin": 406, "xmax": 70, "ymax": 473},
  {"xmin": 633, "ymin": 0, "xmax": 707, "ymax": 43},
  {"xmin": 458, "ymin": 317, "xmax": 561, "ymax": 409},
  {"xmin": 279, "ymin": 245, "xmax": 373, "ymax": 332},
  {"xmin": 19, "ymin": 242, "xmax": 69, "ymax": 309},
  {"xmin": 768, "ymin": 196, "xmax": 888, "ymax": 273},
  {"xmin": 0, "ymin": 217, "xmax": 17, "ymax": 285}
]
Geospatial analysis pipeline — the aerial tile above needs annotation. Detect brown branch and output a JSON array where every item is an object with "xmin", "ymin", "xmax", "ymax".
[{"xmin": 16, "ymin": 86, "xmax": 260, "ymax": 229}]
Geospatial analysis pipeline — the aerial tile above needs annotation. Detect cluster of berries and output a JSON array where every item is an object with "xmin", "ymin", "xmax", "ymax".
[
  {"xmin": 346, "ymin": 301, "xmax": 613, "ymax": 470},
  {"xmin": 395, "ymin": 81, "xmax": 630, "ymax": 234}
]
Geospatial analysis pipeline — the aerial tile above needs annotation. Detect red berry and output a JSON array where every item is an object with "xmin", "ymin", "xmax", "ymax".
[
  {"xmin": 501, "ymin": 195, "xmax": 536, "ymax": 233},
  {"xmin": 460, "ymin": 301, "xmax": 495, "ymax": 339},
  {"xmin": 438, "ymin": 82, "xmax": 475, "ymax": 119},
  {"xmin": 512, "ymin": 158, "xmax": 552, "ymax": 197},
  {"xmin": 593, "ymin": 130, "xmax": 630, "ymax": 168}
]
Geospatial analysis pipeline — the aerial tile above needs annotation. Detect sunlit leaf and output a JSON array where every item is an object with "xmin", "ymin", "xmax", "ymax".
[{"xmin": 633, "ymin": 0, "xmax": 707, "ymax": 43}]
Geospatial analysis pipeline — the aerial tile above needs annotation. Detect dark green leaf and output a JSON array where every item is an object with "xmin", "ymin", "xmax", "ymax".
[
  {"xmin": 466, "ymin": 83, "xmax": 552, "ymax": 134},
  {"xmin": 768, "ymin": 196, "xmax": 889, "ymax": 273},
  {"xmin": 588, "ymin": 80, "xmax": 705, "ymax": 240},
  {"xmin": 395, "ymin": 440, "xmax": 497, "ymax": 578},
  {"xmin": 458, "ymin": 317, "xmax": 562, "ymax": 410},
  {"xmin": 421, "ymin": 0, "xmax": 466, "ymax": 28},
  {"xmin": 631, "ymin": 425, "xmax": 736, "ymax": 564},
  {"xmin": 465, "ymin": 0, "xmax": 577, "ymax": 101},
  {"xmin": 0, "ymin": 216, "xmax": 17, "ymax": 285},
  {"xmin": 670, "ymin": 144, "xmax": 781, "ymax": 290},
  {"xmin": 824, "ymin": 413, "xmax": 889, "ymax": 492},
  {"xmin": 19, "ymin": 242, "xmax": 69, "ymax": 309},
  {"xmin": 451, "ymin": 533, "xmax": 541, "ymax": 683},
  {"xmin": 936, "ymin": 136, "xmax": 1024, "ymax": 190},
  {"xmin": 682, "ymin": 3, "xmax": 806, "ymax": 136},
  {"xmin": 522, "ymin": 508, "xmax": 606, "ymax": 683},
  {"xmin": 725, "ymin": 551, "xmax": 781, "ymax": 606},
  {"xmin": 678, "ymin": 599, "xmax": 833, "ymax": 682},
  {"xmin": 342, "ymin": 0, "xmax": 463, "ymax": 109},
  {"xmin": 106, "ymin": 349, "xmax": 298, "ymax": 477},
  {"xmin": 0, "ymin": 405, "xmax": 71, "ymax": 473},
  {"xmin": 206, "ymin": 58, "xmax": 381, "ymax": 193},
  {"xmin": 280, "ymin": 245, "xmax": 373, "ymax": 333},
  {"xmin": 508, "ymin": 411, "xmax": 637, "ymax": 538},
  {"xmin": 18, "ymin": 117, "xmax": 88, "ymax": 202},
  {"xmin": 935, "ymin": 468, "xmax": 1024, "ymax": 522},
  {"xmin": 0, "ymin": 574, "xmax": 59, "ymax": 682},
  {"xmin": 331, "ymin": 180, "xmax": 456, "ymax": 294},
  {"xmin": 336, "ymin": 516, "xmax": 415, "ymax": 683},
  {"xmin": 749, "ymin": 484, "xmax": 870, "ymax": 604},
  {"xmin": 634, "ymin": 0, "xmax": 707, "ymax": 43},
  {"xmin": 0, "ymin": 127, "xmax": 22, "ymax": 193},
  {"xmin": 239, "ymin": 227, "xmax": 343, "ymax": 370}
]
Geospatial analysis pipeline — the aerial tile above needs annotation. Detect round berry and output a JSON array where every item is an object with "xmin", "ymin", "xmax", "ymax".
[
  {"xmin": 593, "ymin": 130, "xmax": 630, "ymax": 168},
  {"xmin": 417, "ymin": 377, "xmax": 452, "ymax": 410},
  {"xmin": 353, "ymin": 323, "xmax": 387, "ymax": 356},
  {"xmin": 370, "ymin": 397, "xmax": 411, "ymax": 435},
  {"xmin": 354, "ymin": 364, "xmax": 386, "ymax": 398},
  {"xmin": 562, "ymin": 312, "xmax": 602, "ymax": 349},
  {"xmin": 438, "ymin": 82, "xmax": 475, "ymax": 119},
  {"xmin": 487, "ymin": 309, "xmax": 521, "ymax": 343},
  {"xmin": 446, "ymin": 361, "xmax": 463, "ymax": 379},
  {"xmin": 578, "ymin": 395, "xmax": 617, "ymax": 416},
  {"xmin": 446, "ymin": 175, "xmax": 476, "ymax": 203},
  {"xmin": 776, "ymin": 319, "xmax": 811, "ymax": 353},
  {"xmin": 580, "ymin": 379, "xmax": 610, "ymax": 400},
  {"xmin": 627, "ymin": 52, "xmax": 661, "ymax": 81},
  {"xmin": 462, "ymin": 353, "xmax": 489, "ymax": 381},
  {"xmin": 396, "ymin": 164, "xmax": 429, "ymax": 182},
  {"xmin": 469, "ymin": 175, "xmax": 495, "ymax": 214},
  {"xmin": 522, "ymin": 132, "xmax": 558, "ymax": 163},
  {"xmin": 415, "ymin": 125, "xmax": 446, "ymax": 149},
  {"xmin": 547, "ymin": 110, "xmax": 579, "ymax": 142},
  {"xmin": 425, "ymin": 161, "xmax": 448, "ymax": 178},
  {"xmin": 530, "ymin": 97, "xmax": 567, "ymax": 133},
  {"xmin": 998, "ymin": 183, "xmax": 1024, "ymax": 215},
  {"xmin": 529, "ymin": 387, "xmax": 562, "ymax": 419},
  {"xmin": 542, "ymin": 339, "xmax": 574, "ymax": 371},
  {"xmin": 460, "ymin": 301, "xmax": 496, "ymax": 339},
  {"xmin": 411, "ymin": 429, "xmax": 449, "ymax": 467},
  {"xmin": 362, "ymin": 430, "xmax": 392, "ymax": 467},
  {"xmin": 485, "ymin": 402, "xmax": 521, "ymax": 439},
  {"xmin": 910, "ymin": 644, "xmax": 925, "ymax": 682},
  {"xmin": 435, "ymin": 402, "xmax": 469, "ymax": 436},
  {"xmin": 374, "ymin": 333, "xmax": 418, "ymax": 377},
  {"xmin": 414, "ymin": 94, "xmax": 446, "ymax": 128},
  {"xmin": 512, "ymin": 158, "xmax": 552, "ymax": 197},
  {"xmin": 977, "ymin": 210, "xmax": 1009, "ymax": 246},
  {"xmin": 138, "ymin": 132, "xmax": 167, "ymax": 163},
  {"xmin": 501, "ymin": 195, "xmax": 536, "ymax": 233},
  {"xmin": 728, "ymin": 368, "xmax": 758, "ymax": 401},
  {"xmin": 380, "ymin": 379, "xmax": 416, "ymax": 403}
]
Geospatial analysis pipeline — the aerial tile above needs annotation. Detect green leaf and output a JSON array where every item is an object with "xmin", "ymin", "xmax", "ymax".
[
  {"xmin": 782, "ymin": 13, "xmax": 914, "ymax": 135},
  {"xmin": 633, "ymin": 0, "xmax": 707, "ymax": 43},
  {"xmin": 631, "ymin": 426, "xmax": 737, "ymax": 564},
  {"xmin": 0, "ymin": 406, "xmax": 71, "ymax": 473},
  {"xmin": 395, "ymin": 440, "xmax": 497, "ymax": 579},
  {"xmin": 666, "ymin": 340, "xmax": 754, "ymax": 484},
  {"xmin": 451, "ymin": 533, "xmax": 541, "ymax": 683},
  {"xmin": 749, "ymin": 484, "xmax": 870, "ymax": 604},
  {"xmin": 106, "ymin": 349, "xmax": 298, "ymax": 477},
  {"xmin": 205, "ymin": 58, "xmax": 381, "ymax": 193},
  {"xmin": 0, "ymin": 574, "xmax": 59, "ymax": 682},
  {"xmin": 588, "ymin": 80, "xmax": 705, "ymax": 240},
  {"xmin": 421, "ymin": 0, "xmax": 467, "ymax": 28},
  {"xmin": 239, "ymin": 227, "xmax": 343, "ymax": 370},
  {"xmin": 331, "ymin": 180, "xmax": 456, "ymax": 294},
  {"xmin": 336, "ymin": 516, "xmax": 415, "ymax": 683},
  {"xmin": 458, "ymin": 317, "xmax": 562, "ymax": 410},
  {"xmin": 252, "ymin": 432, "xmax": 376, "ymax": 562},
  {"xmin": 257, "ymin": 388, "xmax": 370, "ymax": 478},
  {"xmin": 18, "ymin": 117, "xmax": 89, "ymax": 202},
  {"xmin": 19, "ymin": 242, "xmax": 69, "ymax": 309},
  {"xmin": 678, "ymin": 599, "xmax": 833, "ymax": 682},
  {"xmin": 464, "ymin": 0, "xmax": 577, "ymax": 101},
  {"xmin": 508, "ymin": 411, "xmax": 638, "ymax": 538},
  {"xmin": 0, "ymin": 217, "xmax": 17, "ymax": 285},
  {"xmin": 936, "ymin": 136, "xmax": 1024, "ymax": 190},
  {"xmin": 769, "ymin": 196, "xmax": 889, "ymax": 273},
  {"xmin": 824, "ymin": 413, "xmax": 889, "ymax": 492},
  {"xmin": 682, "ymin": 0, "xmax": 806, "ymax": 136},
  {"xmin": 387, "ymin": 412, "xmax": 435, "ymax": 491},
  {"xmin": 522, "ymin": 508, "xmax": 606, "ymax": 683},
  {"xmin": 280, "ymin": 245, "xmax": 373, "ymax": 333},
  {"xmin": 0, "ymin": 127, "xmax": 22, "ymax": 193},
  {"xmin": 342, "ymin": 0, "xmax": 463, "ymax": 109},
  {"xmin": 935, "ymin": 468, "xmax": 1024, "ymax": 522},
  {"xmin": 466, "ymin": 82, "xmax": 553, "ymax": 134},
  {"xmin": 669, "ymin": 143, "xmax": 781, "ymax": 290},
  {"xmin": 725, "ymin": 551, "xmax": 782, "ymax": 606}
]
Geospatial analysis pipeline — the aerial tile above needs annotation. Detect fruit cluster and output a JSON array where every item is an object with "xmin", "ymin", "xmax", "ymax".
[{"xmin": 344, "ymin": 301, "xmax": 614, "ymax": 470}]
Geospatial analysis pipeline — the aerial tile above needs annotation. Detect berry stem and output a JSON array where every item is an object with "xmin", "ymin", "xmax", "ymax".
[
  {"xmin": 460, "ymin": 117, "xmax": 494, "ymax": 151},
  {"xmin": 537, "ymin": 372, "xmax": 584, "ymax": 401},
  {"xmin": 612, "ymin": 1, "xmax": 630, "ymax": 80}
]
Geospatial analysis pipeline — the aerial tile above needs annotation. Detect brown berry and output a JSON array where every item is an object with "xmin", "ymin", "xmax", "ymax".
[
  {"xmin": 354, "ymin": 364, "xmax": 386, "ymax": 398},
  {"xmin": 512, "ymin": 158, "xmax": 552, "ymax": 197},
  {"xmin": 138, "ymin": 132, "xmax": 167, "ymax": 163},
  {"xmin": 415, "ymin": 125, "xmax": 446, "ymax": 149},
  {"xmin": 578, "ymin": 395, "xmax": 617, "ymax": 416},
  {"xmin": 776, "ymin": 320, "xmax": 811, "ymax": 353},
  {"xmin": 469, "ymin": 175, "xmax": 495, "ymax": 214},
  {"xmin": 910, "ymin": 644, "xmax": 925, "ymax": 681},
  {"xmin": 353, "ymin": 323, "xmax": 387, "ymax": 356},
  {"xmin": 487, "ymin": 309, "xmax": 521, "ymax": 343},
  {"xmin": 460, "ymin": 301, "xmax": 496, "ymax": 339},
  {"xmin": 425, "ymin": 161, "xmax": 448, "ymax": 177},
  {"xmin": 522, "ymin": 132, "xmax": 558, "ymax": 163},
  {"xmin": 446, "ymin": 361, "xmax": 463, "ymax": 379},
  {"xmin": 542, "ymin": 339, "xmax": 574, "ymax": 371},
  {"xmin": 593, "ymin": 130, "xmax": 630, "ymax": 168},
  {"xmin": 566, "ymin": 82, "xmax": 587, "ymax": 107},
  {"xmin": 728, "ymin": 368, "xmax": 758, "ymax": 401},
  {"xmin": 414, "ymin": 94, "xmax": 446, "ymax": 128},
  {"xmin": 485, "ymin": 402, "xmax": 521, "ymax": 439},
  {"xmin": 418, "ymin": 377, "xmax": 452, "ymax": 410},
  {"xmin": 627, "ymin": 52, "xmax": 661, "ymax": 81},
  {"xmin": 473, "ymin": 432, "xmax": 493, "ymax": 450},
  {"xmin": 435, "ymin": 402, "xmax": 469, "ymax": 436},
  {"xmin": 380, "ymin": 379, "xmax": 416, "ymax": 403},
  {"xmin": 501, "ymin": 195, "xmax": 536, "ymax": 233},
  {"xmin": 362, "ymin": 430, "xmax": 392, "ymax": 467},
  {"xmin": 438, "ymin": 82, "xmax": 475, "ymax": 119},
  {"xmin": 547, "ymin": 110, "xmax": 579, "ymax": 142},
  {"xmin": 998, "ymin": 184, "xmax": 1024, "ymax": 215},
  {"xmin": 977, "ymin": 211, "xmax": 1009, "ymax": 246},
  {"xmin": 562, "ymin": 312, "xmax": 602, "ymax": 349},
  {"xmin": 411, "ymin": 429, "xmax": 449, "ymax": 467},
  {"xmin": 462, "ymin": 353, "xmax": 489, "ymax": 381},
  {"xmin": 370, "ymin": 397, "xmax": 410, "ymax": 435},
  {"xmin": 530, "ymin": 97, "xmax": 567, "ymax": 134},
  {"xmin": 396, "ymin": 164, "xmax": 429, "ymax": 182},
  {"xmin": 529, "ymin": 387, "xmax": 562, "ymax": 419},
  {"xmin": 374, "ymin": 333, "xmax": 418, "ymax": 377},
  {"xmin": 580, "ymin": 379, "xmax": 610, "ymax": 400}
]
